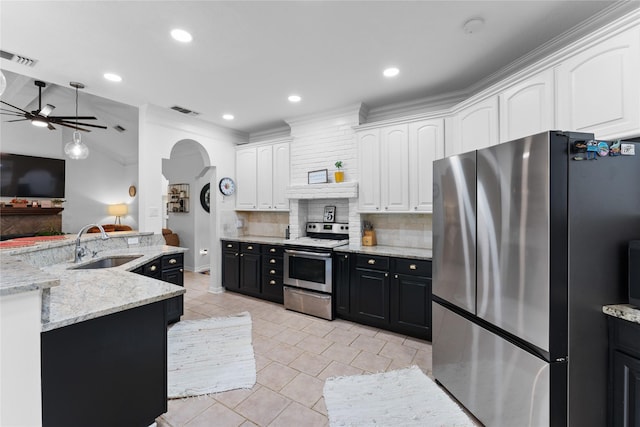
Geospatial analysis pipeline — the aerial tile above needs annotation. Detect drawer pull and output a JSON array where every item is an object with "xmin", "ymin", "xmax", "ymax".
[
  {"xmin": 240, "ymin": 254, "xmax": 244, "ymax": 257},
  {"xmin": 385, "ymin": 273, "xmax": 388, "ymax": 277},
  {"xmin": 269, "ymin": 280, "xmax": 276, "ymax": 285},
  {"xmin": 395, "ymin": 274, "xmax": 398, "ymax": 279},
  {"xmin": 227, "ymin": 243, "xmax": 233, "ymax": 248},
  {"xmin": 150, "ymin": 265, "xmax": 157, "ymax": 272},
  {"xmin": 270, "ymin": 248, "xmax": 276, "ymax": 253},
  {"xmin": 269, "ymin": 269, "xmax": 276, "ymax": 275},
  {"xmin": 179, "ymin": 269, "xmax": 183, "ymax": 273},
  {"xmin": 247, "ymin": 245, "xmax": 253, "ymax": 250},
  {"xmin": 368, "ymin": 259, "xmax": 376, "ymax": 265},
  {"xmin": 344, "ymin": 254, "xmax": 348, "ymax": 258},
  {"xmin": 169, "ymin": 258, "xmax": 177, "ymax": 264},
  {"xmin": 269, "ymin": 259, "xmax": 276, "ymax": 264},
  {"xmin": 409, "ymin": 264, "xmax": 417, "ymax": 270}
]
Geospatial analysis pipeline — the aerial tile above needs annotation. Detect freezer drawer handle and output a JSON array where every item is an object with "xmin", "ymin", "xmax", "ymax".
[
  {"xmin": 409, "ymin": 264, "xmax": 417, "ymax": 270},
  {"xmin": 368, "ymin": 259, "xmax": 376, "ymax": 265}
]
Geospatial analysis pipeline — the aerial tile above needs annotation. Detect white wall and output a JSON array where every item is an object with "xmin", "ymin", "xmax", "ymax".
[
  {"xmin": 0, "ymin": 120, "xmax": 139, "ymax": 234},
  {"xmin": 138, "ymin": 105, "xmax": 243, "ymax": 292}
]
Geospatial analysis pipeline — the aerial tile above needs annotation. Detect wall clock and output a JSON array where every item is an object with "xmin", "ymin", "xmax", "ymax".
[
  {"xmin": 218, "ymin": 177, "xmax": 235, "ymax": 196},
  {"xmin": 200, "ymin": 183, "xmax": 210, "ymax": 212}
]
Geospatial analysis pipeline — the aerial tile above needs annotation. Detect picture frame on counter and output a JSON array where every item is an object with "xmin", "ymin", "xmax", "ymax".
[
  {"xmin": 308, "ymin": 169, "xmax": 328, "ymax": 184},
  {"xmin": 323, "ymin": 205, "xmax": 336, "ymax": 222}
]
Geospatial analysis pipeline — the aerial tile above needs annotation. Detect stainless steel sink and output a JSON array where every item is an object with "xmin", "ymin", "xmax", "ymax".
[{"xmin": 69, "ymin": 255, "xmax": 143, "ymax": 270}]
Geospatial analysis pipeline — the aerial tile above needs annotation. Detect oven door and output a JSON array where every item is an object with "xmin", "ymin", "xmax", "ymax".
[{"xmin": 283, "ymin": 249, "xmax": 332, "ymax": 293}]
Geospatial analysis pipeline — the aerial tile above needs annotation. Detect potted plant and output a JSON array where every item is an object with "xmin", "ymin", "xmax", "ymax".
[
  {"xmin": 51, "ymin": 199, "xmax": 65, "ymax": 208},
  {"xmin": 334, "ymin": 161, "xmax": 344, "ymax": 183}
]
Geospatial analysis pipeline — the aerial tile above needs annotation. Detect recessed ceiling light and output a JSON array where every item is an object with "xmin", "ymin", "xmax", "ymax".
[
  {"xmin": 288, "ymin": 95, "xmax": 301, "ymax": 103},
  {"xmin": 222, "ymin": 114, "xmax": 234, "ymax": 120},
  {"xmin": 171, "ymin": 28, "xmax": 193, "ymax": 43},
  {"xmin": 383, "ymin": 67, "xmax": 400, "ymax": 78},
  {"xmin": 103, "ymin": 73, "xmax": 122, "ymax": 82}
]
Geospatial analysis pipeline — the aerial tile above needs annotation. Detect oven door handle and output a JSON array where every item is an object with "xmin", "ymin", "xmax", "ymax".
[{"xmin": 285, "ymin": 249, "xmax": 332, "ymax": 259}]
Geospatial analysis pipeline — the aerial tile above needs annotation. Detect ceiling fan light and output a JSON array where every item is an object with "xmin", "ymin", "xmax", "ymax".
[{"xmin": 31, "ymin": 118, "xmax": 48, "ymax": 127}]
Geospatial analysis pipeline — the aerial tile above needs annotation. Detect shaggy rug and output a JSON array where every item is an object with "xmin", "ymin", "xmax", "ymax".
[
  {"xmin": 323, "ymin": 365, "xmax": 475, "ymax": 427},
  {"xmin": 167, "ymin": 312, "xmax": 256, "ymax": 398}
]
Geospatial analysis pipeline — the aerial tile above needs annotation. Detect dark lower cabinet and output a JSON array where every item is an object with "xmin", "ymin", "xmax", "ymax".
[
  {"xmin": 608, "ymin": 316, "xmax": 640, "ymax": 427},
  {"xmin": 239, "ymin": 243, "xmax": 261, "ymax": 296},
  {"xmin": 222, "ymin": 241, "xmax": 240, "ymax": 291},
  {"xmin": 261, "ymin": 245, "xmax": 284, "ymax": 303},
  {"xmin": 335, "ymin": 252, "xmax": 432, "ymax": 340},
  {"xmin": 41, "ymin": 300, "xmax": 167, "ymax": 427},
  {"xmin": 132, "ymin": 253, "xmax": 184, "ymax": 323}
]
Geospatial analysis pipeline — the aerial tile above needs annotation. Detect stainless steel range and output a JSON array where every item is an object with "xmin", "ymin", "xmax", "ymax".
[{"xmin": 283, "ymin": 222, "xmax": 349, "ymax": 320}]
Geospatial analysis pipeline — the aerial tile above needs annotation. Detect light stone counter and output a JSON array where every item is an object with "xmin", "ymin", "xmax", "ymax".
[
  {"xmin": 221, "ymin": 235, "xmax": 288, "ymax": 245},
  {"xmin": 335, "ymin": 244, "xmax": 432, "ymax": 260},
  {"xmin": 603, "ymin": 304, "xmax": 640, "ymax": 325},
  {"xmin": 0, "ymin": 257, "xmax": 59, "ymax": 296}
]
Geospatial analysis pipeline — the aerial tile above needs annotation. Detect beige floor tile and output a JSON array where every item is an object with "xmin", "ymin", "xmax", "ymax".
[
  {"xmin": 321, "ymin": 342, "xmax": 361, "ymax": 365},
  {"xmin": 324, "ymin": 328, "xmax": 359, "ymax": 346},
  {"xmin": 281, "ymin": 312, "xmax": 316, "ymax": 330},
  {"xmin": 378, "ymin": 341, "xmax": 418, "ymax": 365},
  {"xmin": 301, "ymin": 320, "xmax": 335, "ymax": 338},
  {"xmin": 252, "ymin": 334, "xmax": 280, "ymax": 355},
  {"xmin": 162, "ymin": 396, "xmax": 216, "ymax": 426},
  {"xmin": 262, "ymin": 341, "xmax": 304, "ymax": 365},
  {"xmin": 213, "ymin": 386, "xmax": 258, "ymax": 410},
  {"xmin": 349, "ymin": 334, "xmax": 386, "ymax": 354},
  {"xmin": 317, "ymin": 360, "xmax": 364, "ymax": 381},
  {"xmin": 295, "ymin": 334, "xmax": 333, "ymax": 354},
  {"xmin": 374, "ymin": 329, "xmax": 408, "ymax": 344},
  {"xmin": 347, "ymin": 323, "xmax": 380, "ymax": 337},
  {"xmin": 270, "ymin": 327, "xmax": 309, "ymax": 346},
  {"xmin": 312, "ymin": 397, "xmax": 328, "ymax": 416},
  {"xmin": 279, "ymin": 373, "xmax": 324, "ymax": 408},
  {"xmin": 404, "ymin": 336, "xmax": 433, "ymax": 351},
  {"xmin": 288, "ymin": 352, "xmax": 332, "ymax": 377},
  {"xmin": 185, "ymin": 402, "xmax": 245, "ymax": 427},
  {"xmin": 234, "ymin": 387, "xmax": 291, "ymax": 426},
  {"xmin": 350, "ymin": 350, "xmax": 392, "ymax": 373},
  {"xmin": 257, "ymin": 362, "xmax": 299, "ymax": 392},
  {"xmin": 412, "ymin": 348, "xmax": 433, "ymax": 374},
  {"xmin": 252, "ymin": 319, "xmax": 288, "ymax": 338},
  {"xmin": 268, "ymin": 402, "xmax": 328, "ymax": 427},
  {"xmin": 254, "ymin": 354, "xmax": 271, "ymax": 372},
  {"xmin": 240, "ymin": 421, "xmax": 258, "ymax": 427}
]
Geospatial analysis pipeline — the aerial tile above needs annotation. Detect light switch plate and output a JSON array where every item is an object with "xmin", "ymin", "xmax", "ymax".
[
  {"xmin": 127, "ymin": 237, "xmax": 139, "ymax": 245},
  {"xmin": 621, "ymin": 143, "xmax": 635, "ymax": 155}
]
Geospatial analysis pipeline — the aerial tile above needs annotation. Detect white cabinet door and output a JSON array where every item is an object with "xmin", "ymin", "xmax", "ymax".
[
  {"xmin": 235, "ymin": 147, "xmax": 257, "ymax": 210},
  {"xmin": 409, "ymin": 118, "xmax": 445, "ymax": 212},
  {"xmin": 357, "ymin": 128, "xmax": 381, "ymax": 212},
  {"xmin": 556, "ymin": 26, "xmax": 640, "ymax": 139},
  {"xmin": 499, "ymin": 69, "xmax": 555, "ymax": 143},
  {"xmin": 448, "ymin": 96, "xmax": 499, "ymax": 156},
  {"xmin": 272, "ymin": 142, "xmax": 290, "ymax": 210},
  {"xmin": 380, "ymin": 124, "xmax": 410, "ymax": 212},
  {"xmin": 256, "ymin": 145, "xmax": 274, "ymax": 210}
]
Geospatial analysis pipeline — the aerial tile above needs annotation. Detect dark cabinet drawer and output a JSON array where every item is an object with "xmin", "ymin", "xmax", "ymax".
[
  {"xmin": 263, "ymin": 256, "xmax": 282, "ymax": 266},
  {"xmin": 143, "ymin": 259, "xmax": 162, "ymax": 278},
  {"xmin": 222, "ymin": 241, "xmax": 239, "ymax": 251},
  {"xmin": 261, "ymin": 245, "xmax": 283, "ymax": 257},
  {"xmin": 262, "ymin": 265, "xmax": 283, "ymax": 277},
  {"xmin": 356, "ymin": 254, "xmax": 389, "ymax": 271},
  {"xmin": 162, "ymin": 253, "xmax": 183, "ymax": 269},
  {"xmin": 394, "ymin": 258, "xmax": 431, "ymax": 277},
  {"xmin": 241, "ymin": 242, "xmax": 261, "ymax": 253}
]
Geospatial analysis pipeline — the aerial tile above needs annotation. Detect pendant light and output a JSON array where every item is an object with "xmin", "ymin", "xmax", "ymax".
[{"xmin": 64, "ymin": 82, "xmax": 89, "ymax": 160}]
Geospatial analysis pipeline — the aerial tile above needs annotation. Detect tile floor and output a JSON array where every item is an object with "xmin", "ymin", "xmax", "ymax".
[{"xmin": 157, "ymin": 271, "xmax": 435, "ymax": 427}]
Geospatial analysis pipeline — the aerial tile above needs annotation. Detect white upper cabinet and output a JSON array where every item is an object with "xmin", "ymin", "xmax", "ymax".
[
  {"xmin": 235, "ymin": 140, "xmax": 290, "ymax": 211},
  {"xmin": 380, "ymin": 125, "xmax": 410, "ymax": 212},
  {"xmin": 358, "ymin": 128, "xmax": 381, "ymax": 212},
  {"xmin": 448, "ymin": 96, "xmax": 499, "ymax": 156},
  {"xmin": 499, "ymin": 69, "xmax": 555, "ymax": 143},
  {"xmin": 235, "ymin": 146, "xmax": 258, "ymax": 210},
  {"xmin": 556, "ymin": 26, "xmax": 640, "ymax": 139},
  {"xmin": 357, "ymin": 118, "xmax": 444, "ymax": 213},
  {"xmin": 409, "ymin": 118, "xmax": 445, "ymax": 212}
]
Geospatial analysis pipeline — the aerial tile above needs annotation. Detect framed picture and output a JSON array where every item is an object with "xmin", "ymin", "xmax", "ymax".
[
  {"xmin": 323, "ymin": 205, "xmax": 336, "ymax": 223},
  {"xmin": 308, "ymin": 169, "xmax": 328, "ymax": 184}
]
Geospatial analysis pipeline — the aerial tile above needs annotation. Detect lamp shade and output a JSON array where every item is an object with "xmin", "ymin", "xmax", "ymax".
[{"xmin": 108, "ymin": 204, "xmax": 128, "ymax": 217}]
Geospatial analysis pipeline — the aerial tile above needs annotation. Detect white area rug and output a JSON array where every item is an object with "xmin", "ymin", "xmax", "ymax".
[
  {"xmin": 167, "ymin": 312, "xmax": 256, "ymax": 398},
  {"xmin": 323, "ymin": 365, "xmax": 475, "ymax": 427}
]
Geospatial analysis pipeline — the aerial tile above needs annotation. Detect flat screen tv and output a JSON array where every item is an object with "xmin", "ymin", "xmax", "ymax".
[{"xmin": 0, "ymin": 153, "xmax": 65, "ymax": 198}]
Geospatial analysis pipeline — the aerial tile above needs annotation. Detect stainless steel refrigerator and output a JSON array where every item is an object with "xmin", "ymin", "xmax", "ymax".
[{"xmin": 432, "ymin": 131, "xmax": 640, "ymax": 427}]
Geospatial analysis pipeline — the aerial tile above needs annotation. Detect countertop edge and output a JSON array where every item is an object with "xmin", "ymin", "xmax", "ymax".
[
  {"xmin": 603, "ymin": 304, "xmax": 640, "ymax": 325},
  {"xmin": 334, "ymin": 244, "xmax": 433, "ymax": 260}
]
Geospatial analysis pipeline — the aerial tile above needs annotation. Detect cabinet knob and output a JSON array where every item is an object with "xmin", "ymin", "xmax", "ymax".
[
  {"xmin": 269, "ymin": 280, "xmax": 276, "ymax": 285},
  {"xmin": 385, "ymin": 273, "xmax": 388, "ymax": 277},
  {"xmin": 269, "ymin": 269, "xmax": 276, "ymax": 275},
  {"xmin": 409, "ymin": 264, "xmax": 417, "ymax": 270},
  {"xmin": 240, "ymin": 254, "xmax": 244, "ymax": 257},
  {"xmin": 150, "ymin": 265, "xmax": 157, "ymax": 272},
  {"xmin": 169, "ymin": 258, "xmax": 177, "ymax": 264},
  {"xmin": 180, "ymin": 269, "xmax": 183, "ymax": 273},
  {"xmin": 235, "ymin": 253, "xmax": 239, "ymax": 256},
  {"xmin": 227, "ymin": 243, "xmax": 233, "ymax": 248},
  {"xmin": 344, "ymin": 254, "xmax": 348, "ymax": 258},
  {"xmin": 269, "ymin": 259, "xmax": 276, "ymax": 264},
  {"xmin": 247, "ymin": 245, "xmax": 253, "ymax": 250},
  {"xmin": 368, "ymin": 259, "xmax": 376, "ymax": 265},
  {"xmin": 270, "ymin": 248, "xmax": 276, "ymax": 253}
]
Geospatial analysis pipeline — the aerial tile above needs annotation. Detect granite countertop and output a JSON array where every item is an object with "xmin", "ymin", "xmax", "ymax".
[
  {"xmin": 221, "ymin": 235, "xmax": 289, "ymax": 245},
  {"xmin": 603, "ymin": 304, "xmax": 640, "ymax": 325},
  {"xmin": 335, "ymin": 244, "xmax": 433, "ymax": 260},
  {"xmin": 0, "ymin": 257, "xmax": 59, "ymax": 296},
  {"xmin": 40, "ymin": 245, "xmax": 187, "ymax": 331}
]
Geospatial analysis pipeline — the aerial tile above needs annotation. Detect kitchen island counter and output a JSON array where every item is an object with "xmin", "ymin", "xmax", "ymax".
[
  {"xmin": 603, "ymin": 304, "xmax": 640, "ymax": 325},
  {"xmin": 335, "ymin": 244, "xmax": 432, "ymax": 260}
]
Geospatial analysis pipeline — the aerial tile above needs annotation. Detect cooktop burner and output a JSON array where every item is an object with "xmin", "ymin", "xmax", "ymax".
[
  {"xmin": 284, "ymin": 237, "xmax": 349, "ymax": 249},
  {"xmin": 285, "ymin": 222, "xmax": 349, "ymax": 249}
]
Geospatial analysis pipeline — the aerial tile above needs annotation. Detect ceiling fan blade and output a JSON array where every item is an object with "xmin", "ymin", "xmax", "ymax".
[
  {"xmin": 4, "ymin": 118, "xmax": 30, "ymax": 122},
  {"xmin": 57, "ymin": 122, "xmax": 91, "ymax": 132},
  {"xmin": 0, "ymin": 100, "xmax": 31, "ymax": 114},
  {"xmin": 0, "ymin": 111, "xmax": 27, "ymax": 117},
  {"xmin": 48, "ymin": 116, "xmax": 98, "ymax": 120},
  {"xmin": 57, "ymin": 120, "xmax": 107, "ymax": 129},
  {"xmin": 47, "ymin": 123, "xmax": 56, "ymax": 130}
]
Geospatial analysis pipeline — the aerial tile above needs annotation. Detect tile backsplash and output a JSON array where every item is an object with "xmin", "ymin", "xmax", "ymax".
[
  {"xmin": 237, "ymin": 211, "xmax": 289, "ymax": 238},
  {"xmin": 361, "ymin": 213, "xmax": 432, "ymax": 249}
]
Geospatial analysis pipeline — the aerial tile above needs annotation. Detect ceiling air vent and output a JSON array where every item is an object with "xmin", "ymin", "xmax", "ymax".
[
  {"xmin": 0, "ymin": 50, "xmax": 38, "ymax": 67},
  {"xmin": 113, "ymin": 125, "xmax": 126, "ymax": 133},
  {"xmin": 170, "ymin": 105, "xmax": 200, "ymax": 116}
]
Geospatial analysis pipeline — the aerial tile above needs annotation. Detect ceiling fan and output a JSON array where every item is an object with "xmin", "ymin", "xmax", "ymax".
[{"xmin": 0, "ymin": 80, "xmax": 106, "ymax": 131}]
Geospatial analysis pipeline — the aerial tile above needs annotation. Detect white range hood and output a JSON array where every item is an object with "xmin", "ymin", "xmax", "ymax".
[{"xmin": 285, "ymin": 182, "xmax": 358, "ymax": 200}]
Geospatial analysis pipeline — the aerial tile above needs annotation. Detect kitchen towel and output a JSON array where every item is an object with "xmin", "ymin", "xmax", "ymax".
[
  {"xmin": 167, "ymin": 311, "xmax": 256, "ymax": 398},
  {"xmin": 323, "ymin": 365, "xmax": 476, "ymax": 426}
]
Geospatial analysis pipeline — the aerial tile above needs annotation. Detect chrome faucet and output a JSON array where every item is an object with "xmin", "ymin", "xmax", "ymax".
[{"xmin": 75, "ymin": 224, "xmax": 109, "ymax": 262}]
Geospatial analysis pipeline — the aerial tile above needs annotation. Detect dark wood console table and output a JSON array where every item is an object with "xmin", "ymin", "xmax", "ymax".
[{"xmin": 0, "ymin": 207, "xmax": 64, "ymax": 239}]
